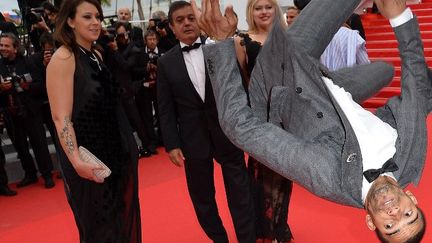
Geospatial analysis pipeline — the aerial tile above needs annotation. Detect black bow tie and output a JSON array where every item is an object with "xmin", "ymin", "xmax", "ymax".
[
  {"xmin": 182, "ymin": 43, "xmax": 202, "ymax": 52},
  {"xmin": 363, "ymin": 158, "xmax": 399, "ymax": 183}
]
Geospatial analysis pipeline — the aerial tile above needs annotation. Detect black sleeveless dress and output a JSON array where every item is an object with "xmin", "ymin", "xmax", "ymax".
[
  {"xmin": 241, "ymin": 34, "xmax": 293, "ymax": 242},
  {"xmin": 58, "ymin": 47, "xmax": 141, "ymax": 243}
]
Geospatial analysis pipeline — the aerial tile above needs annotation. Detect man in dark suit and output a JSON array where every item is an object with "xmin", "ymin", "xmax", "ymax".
[
  {"xmin": 157, "ymin": 1, "xmax": 255, "ymax": 242},
  {"xmin": 194, "ymin": 0, "xmax": 427, "ymax": 242},
  {"xmin": 136, "ymin": 29, "xmax": 164, "ymax": 148},
  {"xmin": 0, "ymin": 33, "xmax": 55, "ymax": 189}
]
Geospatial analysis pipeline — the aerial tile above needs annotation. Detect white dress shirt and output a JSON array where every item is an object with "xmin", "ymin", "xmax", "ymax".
[
  {"xmin": 180, "ymin": 38, "xmax": 206, "ymax": 102},
  {"xmin": 145, "ymin": 46, "xmax": 160, "ymax": 54},
  {"xmin": 322, "ymin": 8, "xmax": 413, "ymax": 204}
]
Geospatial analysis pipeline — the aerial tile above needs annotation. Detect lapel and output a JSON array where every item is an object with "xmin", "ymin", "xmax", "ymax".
[
  {"xmin": 172, "ymin": 44, "xmax": 205, "ymax": 104},
  {"xmin": 318, "ymin": 65, "xmax": 364, "ymax": 197},
  {"xmin": 282, "ymin": 32, "xmax": 364, "ymax": 198}
]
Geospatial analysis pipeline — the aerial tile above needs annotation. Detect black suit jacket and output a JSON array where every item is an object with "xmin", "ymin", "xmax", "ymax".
[{"xmin": 157, "ymin": 43, "xmax": 240, "ymax": 159}]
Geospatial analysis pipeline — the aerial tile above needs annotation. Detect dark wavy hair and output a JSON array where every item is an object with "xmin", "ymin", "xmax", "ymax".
[
  {"xmin": 42, "ymin": 1, "xmax": 59, "ymax": 14},
  {"xmin": 54, "ymin": 0, "xmax": 103, "ymax": 55}
]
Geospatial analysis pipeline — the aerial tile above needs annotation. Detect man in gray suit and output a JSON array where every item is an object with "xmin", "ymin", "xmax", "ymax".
[{"xmin": 191, "ymin": 0, "xmax": 428, "ymax": 242}]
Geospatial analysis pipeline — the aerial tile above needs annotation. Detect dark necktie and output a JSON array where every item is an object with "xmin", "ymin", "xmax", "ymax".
[
  {"xmin": 182, "ymin": 43, "xmax": 202, "ymax": 52},
  {"xmin": 363, "ymin": 158, "xmax": 399, "ymax": 183}
]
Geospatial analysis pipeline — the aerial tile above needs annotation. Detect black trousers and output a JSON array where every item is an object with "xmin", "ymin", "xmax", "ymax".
[
  {"xmin": 0, "ymin": 145, "xmax": 8, "ymax": 187},
  {"xmin": 5, "ymin": 111, "xmax": 53, "ymax": 178},
  {"xmin": 184, "ymin": 148, "xmax": 255, "ymax": 243},
  {"xmin": 121, "ymin": 96, "xmax": 150, "ymax": 147},
  {"xmin": 135, "ymin": 87, "xmax": 158, "ymax": 144},
  {"xmin": 41, "ymin": 103, "xmax": 57, "ymax": 148}
]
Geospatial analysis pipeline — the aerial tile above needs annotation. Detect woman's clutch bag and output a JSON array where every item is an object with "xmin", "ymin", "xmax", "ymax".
[{"xmin": 78, "ymin": 146, "xmax": 111, "ymax": 179}]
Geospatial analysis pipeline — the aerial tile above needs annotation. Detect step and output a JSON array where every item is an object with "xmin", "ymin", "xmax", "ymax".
[
  {"xmin": 370, "ymin": 57, "xmax": 432, "ymax": 66},
  {"xmin": 364, "ymin": 15, "xmax": 432, "ymax": 26},
  {"xmin": 395, "ymin": 67, "xmax": 402, "ymax": 77},
  {"xmin": 389, "ymin": 77, "xmax": 401, "ymax": 87},
  {"xmin": 402, "ymin": 2, "xmax": 432, "ymax": 9},
  {"xmin": 411, "ymin": 8, "xmax": 432, "ymax": 16},
  {"xmin": 367, "ymin": 48, "xmax": 432, "ymax": 58},
  {"xmin": 362, "ymin": 97, "xmax": 389, "ymax": 108},
  {"xmin": 366, "ymin": 31, "xmax": 432, "ymax": 41},
  {"xmin": 364, "ymin": 23, "xmax": 432, "ymax": 33},
  {"xmin": 366, "ymin": 39, "xmax": 432, "ymax": 48},
  {"xmin": 375, "ymin": 86, "xmax": 401, "ymax": 98}
]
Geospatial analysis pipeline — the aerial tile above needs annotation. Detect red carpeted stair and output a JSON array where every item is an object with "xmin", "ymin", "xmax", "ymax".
[{"xmin": 362, "ymin": 1, "xmax": 432, "ymax": 110}]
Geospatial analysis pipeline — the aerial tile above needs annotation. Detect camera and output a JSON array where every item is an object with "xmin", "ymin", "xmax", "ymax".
[
  {"xmin": 148, "ymin": 52, "xmax": 159, "ymax": 65},
  {"xmin": 97, "ymin": 27, "xmax": 116, "ymax": 48},
  {"xmin": 1, "ymin": 73, "xmax": 31, "ymax": 116},
  {"xmin": 156, "ymin": 19, "xmax": 169, "ymax": 30},
  {"xmin": 25, "ymin": 7, "xmax": 45, "ymax": 25},
  {"xmin": 3, "ymin": 74, "xmax": 27, "ymax": 93},
  {"xmin": 149, "ymin": 18, "xmax": 169, "ymax": 30}
]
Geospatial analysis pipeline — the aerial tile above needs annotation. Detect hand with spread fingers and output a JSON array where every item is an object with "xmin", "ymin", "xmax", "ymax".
[{"xmin": 191, "ymin": 0, "xmax": 238, "ymax": 41}]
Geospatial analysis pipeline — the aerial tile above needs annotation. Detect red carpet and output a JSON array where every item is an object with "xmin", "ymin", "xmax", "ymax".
[
  {"xmin": 1, "ymin": 3, "xmax": 432, "ymax": 242},
  {"xmin": 0, "ymin": 117, "xmax": 431, "ymax": 242},
  {"xmin": 363, "ymin": 0, "xmax": 432, "ymax": 109}
]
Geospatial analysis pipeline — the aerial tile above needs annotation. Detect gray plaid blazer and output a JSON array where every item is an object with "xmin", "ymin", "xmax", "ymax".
[{"xmin": 203, "ymin": 0, "xmax": 431, "ymax": 208}]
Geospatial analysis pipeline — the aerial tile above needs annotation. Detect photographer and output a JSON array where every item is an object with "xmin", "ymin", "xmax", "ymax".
[
  {"xmin": 100, "ymin": 22, "xmax": 154, "ymax": 157},
  {"xmin": 154, "ymin": 18, "xmax": 177, "ymax": 51},
  {"xmin": 27, "ymin": 32, "xmax": 58, "ymax": 149},
  {"xmin": 0, "ymin": 33, "xmax": 55, "ymax": 189},
  {"xmin": 117, "ymin": 7, "xmax": 144, "ymax": 48},
  {"xmin": 27, "ymin": 1, "xmax": 58, "ymax": 53},
  {"xmin": 136, "ymin": 29, "xmax": 165, "ymax": 148}
]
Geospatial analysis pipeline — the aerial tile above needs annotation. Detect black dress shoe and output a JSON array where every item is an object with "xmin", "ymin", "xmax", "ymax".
[
  {"xmin": 44, "ymin": 176, "xmax": 55, "ymax": 189},
  {"xmin": 16, "ymin": 176, "xmax": 38, "ymax": 188},
  {"xmin": 139, "ymin": 147, "xmax": 151, "ymax": 158},
  {"xmin": 0, "ymin": 186, "xmax": 17, "ymax": 196}
]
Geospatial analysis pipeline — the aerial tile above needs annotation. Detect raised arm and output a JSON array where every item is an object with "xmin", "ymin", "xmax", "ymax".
[{"xmin": 47, "ymin": 47, "xmax": 103, "ymax": 183}]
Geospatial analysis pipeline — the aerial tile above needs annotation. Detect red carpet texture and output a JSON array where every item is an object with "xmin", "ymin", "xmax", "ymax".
[{"xmin": 0, "ymin": 116, "xmax": 431, "ymax": 243}]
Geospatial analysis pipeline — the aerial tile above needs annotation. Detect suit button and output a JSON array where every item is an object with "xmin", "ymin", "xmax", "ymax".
[
  {"xmin": 346, "ymin": 153, "xmax": 357, "ymax": 163},
  {"xmin": 316, "ymin": 112, "xmax": 323, "ymax": 118},
  {"xmin": 320, "ymin": 68, "xmax": 330, "ymax": 78},
  {"xmin": 295, "ymin": 87, "xmax": 302, "ymax": 94}
]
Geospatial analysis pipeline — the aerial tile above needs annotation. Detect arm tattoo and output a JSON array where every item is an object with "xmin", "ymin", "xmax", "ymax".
[{"xmin": 60, "ymin": 117, "xmax": 75, "ymax": 155}]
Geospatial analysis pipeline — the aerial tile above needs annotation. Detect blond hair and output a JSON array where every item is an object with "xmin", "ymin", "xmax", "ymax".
[{"xmin": 246, "ymin": 0, "xmax": 286, "ymax": 33}]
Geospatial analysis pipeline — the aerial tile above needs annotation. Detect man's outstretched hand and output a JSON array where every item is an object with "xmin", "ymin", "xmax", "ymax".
[
  {"xmin": 191, "ymin": 0, "xmax": 238, "ymax": 41},
  {"xmin": 374, "ymin": 0, "xmax": 407, "ymax": 19}
]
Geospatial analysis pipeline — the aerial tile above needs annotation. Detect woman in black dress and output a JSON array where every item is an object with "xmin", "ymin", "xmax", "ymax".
[
  {"xmin": 235, "ymin": 0, "xmax": 293, "ymax": 242},
  {"xmin": 46, "ymin": 0, "xmax": 141, "ymax": 242}
]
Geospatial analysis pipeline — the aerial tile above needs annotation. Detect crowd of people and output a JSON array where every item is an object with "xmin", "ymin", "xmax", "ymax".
[
  {"xmin": 0, "ymin": 1, "xmax": 167, "ymax": 195},
  {"xmin": 0, "ymin": 0, "xmax": 428, "ymax": 242}
]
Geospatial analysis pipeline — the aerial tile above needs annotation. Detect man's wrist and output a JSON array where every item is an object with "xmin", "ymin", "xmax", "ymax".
[
  {"xmin": 390, "ymin": 8, "xmax": 413, "ymax": 28},
  {"xmin": 206, "ymin": 36, "xmax": 234, "ymax": 44}
]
